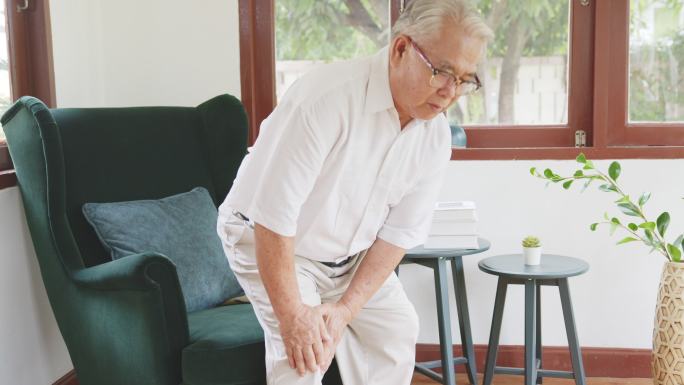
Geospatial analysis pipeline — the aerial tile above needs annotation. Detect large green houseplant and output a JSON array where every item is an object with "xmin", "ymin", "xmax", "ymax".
[{"xmin": 530, "ymin": 153, "xmax": 683, "ymax": 384}]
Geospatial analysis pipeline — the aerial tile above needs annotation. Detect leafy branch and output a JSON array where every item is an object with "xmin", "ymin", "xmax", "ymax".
[{"xmin": 530, "ymin": 153, "xmax": 683, "ymax": 262}]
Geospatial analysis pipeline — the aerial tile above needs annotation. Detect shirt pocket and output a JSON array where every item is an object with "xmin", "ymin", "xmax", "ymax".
[{"xmin": 219, "ymin": 211, "xmax": 254, "ymax": 247}]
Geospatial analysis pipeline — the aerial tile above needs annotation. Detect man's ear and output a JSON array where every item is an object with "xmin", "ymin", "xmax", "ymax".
[{"xmin": 390, "ymin": 35, "xmax": 410, "ymax": 67}]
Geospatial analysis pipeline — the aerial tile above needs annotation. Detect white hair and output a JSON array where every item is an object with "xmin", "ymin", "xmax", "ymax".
[{"xmin": 391, "ymin": 0, "xmax": 494, "ymax": 45}]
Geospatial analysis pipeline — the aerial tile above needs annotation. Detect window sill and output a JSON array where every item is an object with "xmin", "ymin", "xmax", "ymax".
[
  {"xmin": 451, "ymin": 146, "xmax": 684, "ymax": 161},
  {"xmin": 1, "ymin": 147, "xmax": 680, "ymax": 191},
  {"xmin": 0, "ymin": 169, "xmax": 17, "ymax": 190}
]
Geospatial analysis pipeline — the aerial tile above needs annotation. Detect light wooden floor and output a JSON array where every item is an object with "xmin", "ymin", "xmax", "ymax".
[{"xmin": 411, "ymin": 373, "xmax": 652, "ymax": 384}]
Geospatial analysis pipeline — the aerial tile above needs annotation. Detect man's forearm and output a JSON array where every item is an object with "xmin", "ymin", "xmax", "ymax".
[
  {"xmin": 339, "ymin": 238, "xmax": 406, "ymax": 317},
  {"xmin": 254, "ymin": 223, "xmax": 303, "ymax": 320}
]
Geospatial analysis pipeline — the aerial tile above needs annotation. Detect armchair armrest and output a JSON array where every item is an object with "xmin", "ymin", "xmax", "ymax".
[
  {"xmin": 72, "ymin": 252, "xmax": 179, "ymax": 291},
  {"xmin": 68, "ymin": 252, "xmax": 190, "ymax": 385}
]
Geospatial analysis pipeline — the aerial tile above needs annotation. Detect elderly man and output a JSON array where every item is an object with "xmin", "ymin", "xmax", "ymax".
[{"xmin": 217, "ymin": 1, "xmax": 492, "ymax": 384}]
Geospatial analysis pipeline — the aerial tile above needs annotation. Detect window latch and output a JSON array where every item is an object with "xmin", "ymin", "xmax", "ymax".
[
  {"xmin": 575, "ymin": 130, "xmax": 587, "ymax": 147},
  {"xmin": 17, "ymin": 0, "xmax": 29, "ymax": 12}
]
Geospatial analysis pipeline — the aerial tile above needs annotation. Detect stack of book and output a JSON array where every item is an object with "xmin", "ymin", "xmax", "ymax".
[{"xmin": 424, "ymin": 201, "xmax": 479, "ymax": 249}]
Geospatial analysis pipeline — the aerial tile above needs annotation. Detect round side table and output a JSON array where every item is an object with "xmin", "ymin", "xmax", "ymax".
[
  {"xmin": 398, "ymin": 238, "xmax": 491, "ymax": 385},
  {"xmin": 478, "ymin": 254, "xmax": 589, "ymax": 385}
]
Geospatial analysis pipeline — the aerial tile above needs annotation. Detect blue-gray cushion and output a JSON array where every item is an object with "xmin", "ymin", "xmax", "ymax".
[{"xmin": 82, "ymin": 187, "xmax": 243, "ymax": 312}]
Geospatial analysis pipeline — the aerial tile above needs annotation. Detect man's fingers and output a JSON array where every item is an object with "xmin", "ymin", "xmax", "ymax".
[
  {"xmin": 321, "ymin": 338, "xmax": 336, "ymax": 373},
  {"xmin": 317, "ymin": 303, "xmax": 331, "ymax": 323},
  {"xmin": 303, "ymin": 345, "xmax": 319, "ymax": 373},
  {"xmin": 312, "ymin": 336, "xmax": 326, "ymax": 371},
  {"xmin": 322, "ymin": 355, "xmax": 333, "ymax": 374},
  {"xmin": 286, "ymin": 346, "xmax": 295, "ymax": 369},
  {"xmin": 319, "ymin": 316, "xmax": 332, "ymax": 342},
  {"xmin": 294, "ymin": 348, "xmax": 306, "ymax": 376}
]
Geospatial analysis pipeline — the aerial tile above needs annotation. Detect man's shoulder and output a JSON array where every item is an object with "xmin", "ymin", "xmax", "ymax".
[{"xmin": 283, "ymin": 56, "xmax": 372, "ymax": 110}]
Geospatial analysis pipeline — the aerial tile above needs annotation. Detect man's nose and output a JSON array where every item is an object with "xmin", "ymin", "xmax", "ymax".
[{"xmin": 437, "ymin": 84, "xmax": 458, "ymax": 102}]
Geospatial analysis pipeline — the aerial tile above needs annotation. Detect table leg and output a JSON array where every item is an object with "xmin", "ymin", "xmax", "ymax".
[
  {"xmin": 434, "ymin": 258, "xmax": 456, "ymax": 385},
  {"xmin": 525, "ymin": 280, "xmax": 538, "ymax": 385},
  {"xmin": 483, "ymin": 278, "xmax": 508, "ymax": 385},
  {"xmin": 451, "ymin": 257, "xmax": 477, "ymax": 385},
  {"xmin": 559, "ymin": 278, "xmax": 587, "ymax": 385},
  {"xmin": 536, "ymin": 284, "xmax": 542, "ymax": 384}
]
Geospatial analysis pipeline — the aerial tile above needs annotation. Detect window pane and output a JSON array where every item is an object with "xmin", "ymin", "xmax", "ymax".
[
  {"xmin": 447, "ymin": 1, "xmax": 570, "ymax": 127},
  {"xmin": 0, "ymin": 1, "xmax": 11, "ymax": 142},
  {"xmin": 629, "ymin": 0, "xmax": 684, "ymax": 123},
  {"xmin": 275, "ymin": 0, "xmax": 389, "ymax": 101}
]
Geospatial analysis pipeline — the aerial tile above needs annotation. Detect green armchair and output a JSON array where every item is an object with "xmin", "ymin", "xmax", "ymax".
[{"xmin": 2, "ymin": 95, "xmax": 342, "ymax": 385}]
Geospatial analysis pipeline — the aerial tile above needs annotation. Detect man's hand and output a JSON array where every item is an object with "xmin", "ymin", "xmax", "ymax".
[
  {"xmin": 253, "ymin": 223, "xmax": 332, "ymax": 376},
  {"xmin": 316, "ymin": 238, "xmax": 405, "ymax": 373},
  {"xmin": 317, "ymin": 302, "xmax": 353, "ymax": 372},
  {"xmin": 279, "ymin": 304, "xmax": 332, "ymax": 376}
]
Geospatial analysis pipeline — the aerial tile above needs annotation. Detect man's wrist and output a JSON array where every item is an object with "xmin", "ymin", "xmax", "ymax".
[
  {"xmin": 338, "ymin": 298, "xmax": 356, "ymax": 321},
  {"xmin": 274, "ymin": 300, "xmax": 305, "ymax": 322}
]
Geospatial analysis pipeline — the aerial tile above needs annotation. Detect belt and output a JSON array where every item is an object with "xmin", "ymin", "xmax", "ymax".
[
  {"xmin": 234, "ymin": 210, "xmax": 355, "ymax": 268},
  {"xmin": 320, "ymin": 255, "xmax": 355, "ymax": 268}
]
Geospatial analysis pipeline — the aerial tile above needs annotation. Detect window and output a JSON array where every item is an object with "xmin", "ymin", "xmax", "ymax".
[
  {"xmin": 629, "ymin": 0, "xmax": 684, "ymax": 123},
  {"xmin": 240, "ymin": 0, "xmax": 684, "ymax": 159},
  {"xmin": 0, "ymin": 0, "xmax": 55, "ymax": 184},
  {"xmin": 275, "ymin": 0, "xmax": 390, "ymax": 101},
  {"xmin": 448, "ymin": 2, "xmax": 570, "ymax": 126},
  {"xmin": 596, "ymin": 0, "xmax": 684, "ymax": 150},
  {"xmin": 240, "ymin": 0, "xmax": 400, "ymax": 144},
  {"xmin": 446, "ymin": 0, "xmax": 590, "ymax": 152}
]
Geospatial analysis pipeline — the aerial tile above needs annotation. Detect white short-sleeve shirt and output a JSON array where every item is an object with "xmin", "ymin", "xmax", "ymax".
[{"xmin": 218, "ymin": 47, "xmax": 452, "ymax": 263}]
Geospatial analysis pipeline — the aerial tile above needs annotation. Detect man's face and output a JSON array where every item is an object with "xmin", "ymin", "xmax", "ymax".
[{"xmin": 390, "ymin": 23, "xmax": 485, "ymax": 123}]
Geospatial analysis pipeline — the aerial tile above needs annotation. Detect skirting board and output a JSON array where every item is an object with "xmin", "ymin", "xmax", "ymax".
[
  {"xmin": 53, "ymin": 370, "xmax": 77, "ymax": 385},
  {"xmin": 416, "ymin": 343, "xmax": 652, "ymax": 378},
  {"xmin": 53, "ymin": 344, "xmax": 652, "ymax": 384}
]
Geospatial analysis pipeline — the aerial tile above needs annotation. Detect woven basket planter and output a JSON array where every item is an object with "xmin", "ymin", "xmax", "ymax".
[{"xmin": 652, "ymin": 262, "xmax": 684, "ymax": 385}]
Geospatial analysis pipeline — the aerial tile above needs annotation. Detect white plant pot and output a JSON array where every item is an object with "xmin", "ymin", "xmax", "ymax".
[{"xmin": 523, "ymin": 247, "xmax": 542, "ymax": 265}]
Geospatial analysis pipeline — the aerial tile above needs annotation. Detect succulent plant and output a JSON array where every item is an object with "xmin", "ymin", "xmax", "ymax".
[{"xmin": 522, "ymin": 236, "xmax": 541, "ymax": 248}]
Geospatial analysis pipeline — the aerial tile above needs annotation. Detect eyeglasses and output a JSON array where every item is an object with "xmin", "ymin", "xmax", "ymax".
[{"xmin": 409, "ymin": 38, "xmax": 482, "ymax": 96}]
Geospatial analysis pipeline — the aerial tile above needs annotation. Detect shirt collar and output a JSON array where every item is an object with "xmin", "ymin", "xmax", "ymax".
[{"xmin": 365, "ymin": 46, "xmax": 395, "ymax": 115}]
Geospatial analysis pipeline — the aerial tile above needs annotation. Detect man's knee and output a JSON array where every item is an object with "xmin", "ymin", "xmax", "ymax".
[
  {"xmin": 411, "ymin": 305, "xmax": 420, "ymax": 339},
  {"xmin": 385, "ymin": 304, "xmax": 420, "ymax": 346},
  {"xmin": 268, "ymin": 356, "xmax": 324, "ymax": 385},
  {"xmin": 379, "ymin": 305, "xmax": 419, "ymax": 370},
  {"xmin": 403, "ymin": 304, "xmax": 420, "ymax": 345}
]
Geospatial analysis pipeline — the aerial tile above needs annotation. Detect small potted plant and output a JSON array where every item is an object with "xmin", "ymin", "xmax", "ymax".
[{"xmin": 522, "ymin": 236, "xmax": 542, "ymax": 265}]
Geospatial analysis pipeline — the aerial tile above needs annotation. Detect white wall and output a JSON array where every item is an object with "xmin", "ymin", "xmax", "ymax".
[
  {"xmin": 2, "ymin": 1, "xmax": 682, "ymax": 384},
  {"xmin": 50, "ymin": 0, "xmax": 241, "ymax": 107},
  {"xmin": 404, "ymin": 159, "xmax": 683, "ymax": 348},
  {"xmin": 0, "ymin": 188, "xmax": 72, "ymax": 384}
]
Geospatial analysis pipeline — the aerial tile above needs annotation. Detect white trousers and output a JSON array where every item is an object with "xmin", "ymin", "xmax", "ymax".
[{"xmin": 221, "ymin": 229, "xmax": 419, "ymax": 385}]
